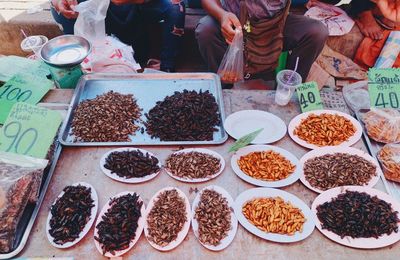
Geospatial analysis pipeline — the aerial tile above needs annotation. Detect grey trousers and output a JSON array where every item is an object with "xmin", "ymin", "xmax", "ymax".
[{"xmin": 195, "ymin": 14, "xmax": 329, "ymax": 81}]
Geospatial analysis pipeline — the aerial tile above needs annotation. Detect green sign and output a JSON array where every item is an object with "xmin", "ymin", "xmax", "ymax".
[
  {"xmin": 0, "ymin": 55, "xmax": 50, "ymax": 82},
  {"xmin": 0, "ymin": 73, "xmax": 53, "ymax": 123},
  {"xmin": 368, "ymin": 68, "xmax": 400, "ymax": 109},
  {"xmin": 0, "ymin": 103, "xmax": 62, "ymax": 159},
  {"xmin": 296, "ymin": 81, "xmax": 323, "ymax": 112}
]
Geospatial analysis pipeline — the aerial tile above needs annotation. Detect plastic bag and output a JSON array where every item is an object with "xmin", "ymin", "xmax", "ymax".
[
  {"xmin": 342, "ymin": 80, "xmax": 370, "ymax": 112},
  {"xmin": 74, "ymin": 0, "xmax": 109, "ymax": 42},
  {"xmin": 363, "ymin": 108, "xmax": 400, "ymax": 144},
  {"xmin": 0, "ymin": 152, "xmax": 48, "ymax": 253},
  {"xmin": 217, "ymin": 30, "xmax": 244, "ymax": 84},
  {"xmin": 74, "ymin": 0, "xmax": 140, "ymax": 73},
  {"xmin": 378, "ymin": 143, "xmax": 400, "ymax": 183}
]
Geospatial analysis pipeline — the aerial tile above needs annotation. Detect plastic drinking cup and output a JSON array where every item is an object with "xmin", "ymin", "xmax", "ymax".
[{"xmin": 275, "ymin": 69, "xmax": 302, "ymax": 106}]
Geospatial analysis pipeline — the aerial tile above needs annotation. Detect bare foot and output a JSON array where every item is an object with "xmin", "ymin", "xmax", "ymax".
[{"xmin": 356, "ymin": 10, "xmax": 383, "ymax": 40}]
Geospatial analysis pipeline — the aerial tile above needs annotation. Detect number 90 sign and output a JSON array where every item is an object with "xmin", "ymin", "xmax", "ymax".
[{"xmin": 3, "ymin": 121, "xmax": 38, "ymax": 155}]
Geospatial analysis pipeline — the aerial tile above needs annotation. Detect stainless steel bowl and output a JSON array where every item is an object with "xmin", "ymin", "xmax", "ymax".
[{"xmin": 40, "ymin": 35, "xmax": 91, "ymax": 67}]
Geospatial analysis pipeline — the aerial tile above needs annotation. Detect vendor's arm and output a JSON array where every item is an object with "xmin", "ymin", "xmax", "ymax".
[
  {"xmin": 51, "ymin": 0, "xmax": 78, "ymax": 19},
  {"xmin": 371, "ymin": 0, "xmax": 400, "ymax": 22},
  {"xmin": 202, "ymin": 0, "xmax": 242, "ymax": 44}
]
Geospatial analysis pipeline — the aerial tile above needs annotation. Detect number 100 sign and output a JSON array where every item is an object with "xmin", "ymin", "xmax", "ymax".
[{"xmin": 0, "ymin": 103, "xmax": 62, "ymax": 159}]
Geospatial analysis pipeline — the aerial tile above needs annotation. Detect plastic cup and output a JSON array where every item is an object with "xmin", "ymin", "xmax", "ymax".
[
  {"xmin": 274, "ymin": 69, "xmax": 302, "ymax": 106},
  {"xmin": 20, "ymin": 35, "xmax": 48, "ymax": 56}
]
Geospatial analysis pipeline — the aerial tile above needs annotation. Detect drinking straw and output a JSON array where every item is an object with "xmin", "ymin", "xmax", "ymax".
[
  {"xmin": 20, "ymin": 29, "xmax": 38, "ymax": 54},
  {"xmin": 287, "ymin": 57, "xmax": 299, "ymax": 84}
]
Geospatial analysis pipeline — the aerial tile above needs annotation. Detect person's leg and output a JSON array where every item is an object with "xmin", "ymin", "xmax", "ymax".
[
  {"xmin": 283, "ymin": 14, "xmax": 329, "ymax": 81},
  {"xmin": 140, "ymin": 0, "xmax": 186, "ymax": 71},
  {"xmin": 195, "ymin": 15, "xmax": 228, "ymax": 73}
]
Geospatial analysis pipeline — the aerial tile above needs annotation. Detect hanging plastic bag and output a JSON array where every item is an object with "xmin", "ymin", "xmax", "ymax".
[
  {"xmin": 217, "ymin": 29, "xmax": 244, "ymax": 84},
  {"xmin": 74, "ymin": 0, "xmax": 140, "ymax": 73},
  {"xmin": 73, "ymin": 0, "xmax": 109, "ymax": 42},
  {"xmin": 0, "ymin": 152, "xmax": 48, "ymax": 253},
  {"xmin": 363, "ymin": 108, "xmax": 400, "ymax": 144},
  {"xmin": 378, "ymin": 143, "xmax": 400, "ymax": 183}
]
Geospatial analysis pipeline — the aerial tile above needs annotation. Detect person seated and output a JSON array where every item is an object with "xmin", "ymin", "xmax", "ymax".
[
  {"xmin": 50, "ymin": 0, "xmax": 186, "ymax": 72},
  {"xmin": 195, "ymin": 0, "xmax": 329, "ymax": 84}
]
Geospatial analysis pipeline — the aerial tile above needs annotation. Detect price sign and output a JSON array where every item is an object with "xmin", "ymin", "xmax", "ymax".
[
  {"xmin": 0, "ymin": 73, "xmax": 52, "ymax": 124},
  {"xmin": 0, "ymin": 103, "xmax": 62, "ymax": 159},
  {"xmin": 296, "ymin": 81, "xmax": 323, "ymax": 113},
  {"xmin": 368, "ymin": 68, "xmax": 400, "ymax": 109}
]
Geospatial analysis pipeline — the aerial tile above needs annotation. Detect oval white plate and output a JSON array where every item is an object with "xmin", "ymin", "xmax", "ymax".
[
  {"xmin": 231, "ymin": 145, "xmax": 301, "ymax": 188},
  {"xmin": 191, "ymin": 185, "xmax": 238, "ymax": 251},
  {"xmin": 224, "ymin": 110, "xmax": 287, "ymax": 144},
  {"xmin": 144, "ymin": 187, "xmax": 191, "ymax": 251},
  {"xmin": 288, "ymin": 110, "xmax": 363, "ymax": 150},
  {"xmin": 100, "ymin": 148, "xmax": 161, "ymax": 184},
  {"xmin": 164, "ymin": 148, "xmax": 225, "ymax": 183},
  {"xmin": 312, "ymin": 186, "xmax": 400, "ymax": 249},
  {"xmin": 46, "ymin": 182, "xmax": 98, "ymax": 248},
  {"xmin": 94, "ymin": 191, "xmax": 146, "ymax": 257},
  {"xmin": 299, "ymin": 147, "xmax": 382, "ymax": 193},
  {"xmin": 234, "ymin": 188, "xmax": 315, "ymax": 243}
]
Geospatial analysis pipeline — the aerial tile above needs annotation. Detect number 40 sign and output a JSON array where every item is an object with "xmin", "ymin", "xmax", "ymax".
[
  {"xmin": 368, "ymin": 68, "xmax": 400, "ymax": 109},
  {"xmin": 0, "ymin": 103, "xmax": 62, "ymax": 159}
]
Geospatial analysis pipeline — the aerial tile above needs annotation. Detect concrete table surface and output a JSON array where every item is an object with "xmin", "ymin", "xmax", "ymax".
[{"xmin": 19, "ymin": 89, "xmax": 399, "ymax": 259}]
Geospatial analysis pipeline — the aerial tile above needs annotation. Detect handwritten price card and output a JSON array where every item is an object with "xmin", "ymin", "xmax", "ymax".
[
  {"xmin": 0, "ymin": 103, "xmax": 62, "ymax": 159},
  {"xmin": 296, "ymin": 82, "xmax": 323, "ymax": 113},
  {"xmin": 368, "ymin": 68, "xmax": 400, "ymax": 109},
  {"xmin": 0, "ymin": 73, "xmax": 52, "ymax": 124}
]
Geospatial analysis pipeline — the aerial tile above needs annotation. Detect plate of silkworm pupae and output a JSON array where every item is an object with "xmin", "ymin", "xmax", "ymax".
[{"xmin": 234, "ymin": 188, "xmax": 315, "ymax": 243}]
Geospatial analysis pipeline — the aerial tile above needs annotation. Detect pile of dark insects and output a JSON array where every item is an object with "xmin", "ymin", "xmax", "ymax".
[
  {"xmin": 194, "ymin": 189, "xmax": 232, "ymax": 246},
  {"xmin": 317, "ymin": 190, "xmax": 400, "ymax": 239},
  {"xmin": 71, "ymin": 91, "xmax": 142, "ymax": 142},
  {"xmin": 165, "ymin": 151, "xmax": 221, "ymax": 179},
  {"xmin": 95, "ymin": 193, "xmax": 143, "ymax": 255},
  {"xmin": 304, "ymin": 153, "xmax": 377, "ymax": 191},
  {"xmin": 49, "ymin": 185, "xmax": 94, "ymax": 245},
  {"xmin": 146, "ymin": 189, "xmax": 187, "ymax": 247},
  {"xmin": 145, "ymin": 90, "xmax": 221, "ymax": 141},
  {"xmin": 104, "ymin": 150, "xmax": 160, "ymax": 179}
]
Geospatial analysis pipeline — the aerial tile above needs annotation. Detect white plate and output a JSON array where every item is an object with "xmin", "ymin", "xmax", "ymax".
[
  {"xmin": 46, "ymin": 182, "xmax": 98, "ymax": 249},
  {"xmin": 312, "ymin": 186, "xmax": 400, "ymax": 249},
  {"xmin": 144, "ymin": 187, "xmax": 191, "ymax": 251},
  {"xmin": 234, "ymin": 188, "xmax": 315, "ymax": 243},
  {"xmin": 94, "ymin": 191, "xmax": 145, "ymax": 257},
  {"xmin": 224, "ymin": 110, "xmax": 287, "ymax": 144},
  {"xmin": 100, "ymin": 148, "xmax": 161, "ymax": 184},
  {"xmin": 191, "ymin": 185, "xmax": 238, "ymax": 251},
  {"xmin": 164, "ymin": 148, "xmax": 225, "ymax": 183},
  {"xmin": 299, "ymin": 147, "xmax": 382, "ymax": 193},
  {"xmin": 231, "ymin": 145, "xmax": 300, "ymax": 188},
  {"xmin": 288, "ymin": 110, "xmax": 363, "ymax": 150}
]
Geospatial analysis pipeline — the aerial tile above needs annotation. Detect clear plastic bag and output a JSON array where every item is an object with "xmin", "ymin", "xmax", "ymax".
[
  {"xmin": 342, "ymin": 81, "xmax": 370, "ymax": 112},
  {"xmin": 0, "ymin": 152, "xmax": 48, "ymax": 253},
  {"xmin": 363, "ymin": 108, "xmax": 400, "ymax": 143},
  {"xmin": 378, "ymin": 143, "xmax": 400, "ymax": 183},
  {"xmin": 74, "ymin": 0, "xmax": 140, "ymax": 73},
  {"xmin": 217, "ymin": 29, "xmax": 244, "ymax": 84},
  {"xmin": 74, "ymin": 0, "xmax": 110, "ymax": 42}
]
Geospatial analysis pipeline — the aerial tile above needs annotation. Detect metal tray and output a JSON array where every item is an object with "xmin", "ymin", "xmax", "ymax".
[
  {"xmin": 59, "ymin": 73, "xmax": 228, "ymax": 146},
  {"xmin": 0, "ymin": 143, "xmax": 62, "ymax": 259},
  {"xmin": 356, "ymin": 109, "xmax": 400, "ymax": 203}
]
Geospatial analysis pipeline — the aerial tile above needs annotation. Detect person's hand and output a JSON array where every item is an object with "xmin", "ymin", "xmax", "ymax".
[
  {"xmin": 52, "ymin": 0, "xmax": 78, "ymax": 19},
  {"xmin": 111, "ymin": 0, "xmax": 145, "ymax": 5},
  {"xmin": 220, "ymin": 11, "xmax": 242, "ymax": 44},
  {"xmin": 372, "ymin": 0, "xmax": 400, "ymax": 22}
]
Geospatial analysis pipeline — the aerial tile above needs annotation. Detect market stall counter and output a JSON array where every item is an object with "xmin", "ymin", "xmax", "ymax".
[{"xmin": 16, "ymin": 88, "xmax": 400, "ymax": 259}]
